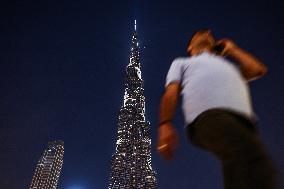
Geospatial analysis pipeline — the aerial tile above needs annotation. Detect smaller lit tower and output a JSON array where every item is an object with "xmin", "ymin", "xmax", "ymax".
[{"xmin": 29, "ymin": 140, "xmax": 64, "ymax": 189}]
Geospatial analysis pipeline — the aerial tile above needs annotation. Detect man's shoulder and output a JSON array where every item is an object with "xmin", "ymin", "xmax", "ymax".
[
  {"xmin": 172, "ymin": 57, "xmax": 192, "ymax": 64},
  {"xmin": 172, "ymin": 53, "xmax": 213, "ymax": 63}
]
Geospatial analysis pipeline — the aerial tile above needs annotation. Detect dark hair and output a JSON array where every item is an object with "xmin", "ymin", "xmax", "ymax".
[{"xmin": 190, "ymin": 29, "xmax": 213, "ymax": 41}]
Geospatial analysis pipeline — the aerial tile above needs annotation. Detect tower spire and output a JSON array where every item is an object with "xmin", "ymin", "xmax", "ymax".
[{"xmin": 108, "ymin": 21, "xmax": 157, "ymax": 189}]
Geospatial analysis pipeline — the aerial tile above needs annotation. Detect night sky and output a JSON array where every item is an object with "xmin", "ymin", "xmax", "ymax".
[{"xmin": 1, "ymin": 0, "xmax": 283, "ymax": 189}]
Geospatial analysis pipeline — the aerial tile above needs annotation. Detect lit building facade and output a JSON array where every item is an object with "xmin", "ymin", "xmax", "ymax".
[
  {"xmin": 108, "ymin": 21, "xmax": 157, "ymax": 189},
  {"xmin": 29, "ymin": 140, "xmax": 64, "ymax": 189}
]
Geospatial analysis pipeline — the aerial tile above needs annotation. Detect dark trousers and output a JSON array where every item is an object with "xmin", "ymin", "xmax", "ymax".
[{"xmin": 186, "ymin": 109, "xmax": 278, "ymax": 189}]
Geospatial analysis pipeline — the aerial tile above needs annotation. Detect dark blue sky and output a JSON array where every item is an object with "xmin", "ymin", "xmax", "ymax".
[{"xmin": 0, "ymin": 0, "xmax": 283, "ymax": 188}]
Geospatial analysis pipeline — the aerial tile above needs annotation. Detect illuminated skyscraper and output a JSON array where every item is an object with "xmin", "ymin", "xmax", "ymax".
[
  {"xmin": 108, "ymin": 20, "xmax": 157, "ymax": 189},
  {"xmin": 29, "ymin": 140, "xmax": 64, "ymax": 189}
]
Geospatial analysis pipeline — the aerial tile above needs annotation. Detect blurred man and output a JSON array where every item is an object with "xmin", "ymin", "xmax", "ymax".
[{"xmin": 157, "ymin": 30, "xmax": 278, "ymax": 189}]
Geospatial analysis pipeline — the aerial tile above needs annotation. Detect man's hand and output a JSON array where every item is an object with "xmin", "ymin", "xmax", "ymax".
[
  {"xmin": 157, "ymin": 122, "xmax": 179, "ymax": 160},
  {"xmin": 216, "ymin": 38, "xmax": 238, "ymax": 56}
]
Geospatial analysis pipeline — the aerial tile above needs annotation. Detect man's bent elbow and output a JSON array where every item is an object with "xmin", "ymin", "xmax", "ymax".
[
  {"xmin": 259, "ymin": 65, "xmax": 268, "ymax": 76},
  {"xmin": 245, "ymin": 64, "xmax": 268, "ymax": 81}
]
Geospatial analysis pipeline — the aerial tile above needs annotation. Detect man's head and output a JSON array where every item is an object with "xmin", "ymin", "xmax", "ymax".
[{"xmin": 187, "ymin": 29, "xmax": 216, "ymax": 56}]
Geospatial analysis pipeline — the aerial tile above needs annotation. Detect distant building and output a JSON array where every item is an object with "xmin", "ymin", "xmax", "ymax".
[
  {"xmin": 108, "ymin": 20, "xmax": 157, "ymax": 189},
  {"xmin": 29, "ymin": 140, "xmax": 64, "ymax": 189}
]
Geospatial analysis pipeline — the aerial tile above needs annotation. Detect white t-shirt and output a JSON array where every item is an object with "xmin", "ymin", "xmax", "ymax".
[{"xmin": 165, "ymin": 52, "xmax": 254, "ymax": 125}]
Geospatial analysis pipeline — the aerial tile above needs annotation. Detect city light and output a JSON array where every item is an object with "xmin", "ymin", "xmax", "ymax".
[{"xmin": 68, "ymin": 185, "xmax": 85, "ymax": 189}]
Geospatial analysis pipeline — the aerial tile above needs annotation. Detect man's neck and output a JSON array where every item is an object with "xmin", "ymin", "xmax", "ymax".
[{"xmin": 191, "ymin": 49, "xmax": 212, "ymax": 56}]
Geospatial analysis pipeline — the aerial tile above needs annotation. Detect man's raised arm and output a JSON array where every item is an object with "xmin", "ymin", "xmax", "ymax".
[{"xmin": 218, "ymin": 39, "xmax": 268, "ymax": 81}]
